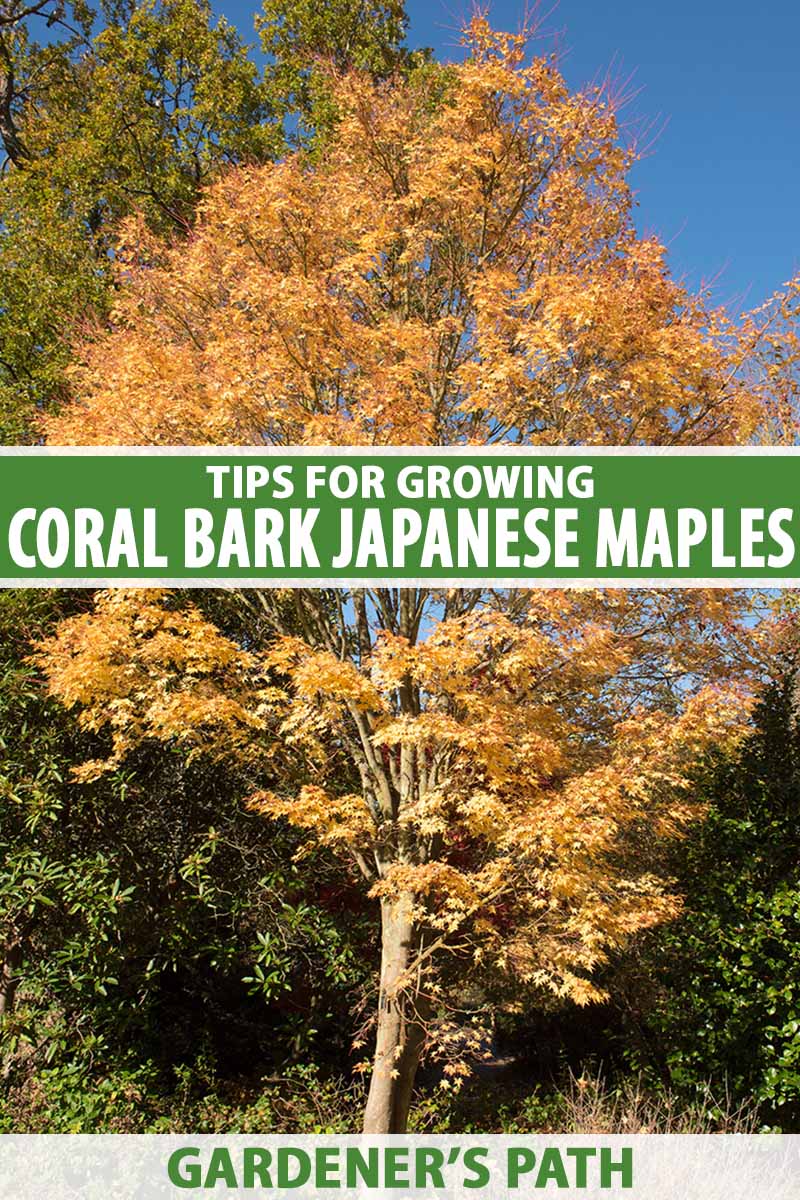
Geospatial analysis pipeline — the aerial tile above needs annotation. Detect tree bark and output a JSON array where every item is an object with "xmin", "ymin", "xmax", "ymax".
[
  {"xmin": 0, "ymin": 43, "xmax": 30, "ymax": 167},
  {"xmin": 362, "ymin": 894, "xmax": 426, "ymax": 1133},
  {"xmin": 0, "ymin": 939, "xmax": 22, "ymax": 1079},
  {"xmin": 0, "ymin": 939, "xmax": 21, "ymax": 1022}
]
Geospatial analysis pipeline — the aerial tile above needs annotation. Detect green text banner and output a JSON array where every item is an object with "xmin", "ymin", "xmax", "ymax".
[{"xmin": 4, "ymin": 448, "xmax": 800, "ymax": 585}]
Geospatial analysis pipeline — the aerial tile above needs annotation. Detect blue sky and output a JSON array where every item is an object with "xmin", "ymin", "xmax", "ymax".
[{"xmin": 220, "ymin": 0, "xmax": 799, "ymax": 312}]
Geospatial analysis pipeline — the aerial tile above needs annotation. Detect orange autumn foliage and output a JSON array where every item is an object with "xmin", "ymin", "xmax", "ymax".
[
  {"xmin": 45, "ymin": 20, "xmax": 765, "ymax": 448},
  {"xmin": 37, "ymin": 585, "xmax": 761, "ymax": 1004}
]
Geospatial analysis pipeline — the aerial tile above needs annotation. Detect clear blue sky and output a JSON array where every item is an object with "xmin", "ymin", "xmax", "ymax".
[{"xmin": 220, "ymin": 0, "xmax": 799, "ymax": 311}]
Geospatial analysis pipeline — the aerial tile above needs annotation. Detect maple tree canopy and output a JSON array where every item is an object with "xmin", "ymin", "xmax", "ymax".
[{"xmin": 43, "ymin": 21, "xmax": 770, "ymax": 450}]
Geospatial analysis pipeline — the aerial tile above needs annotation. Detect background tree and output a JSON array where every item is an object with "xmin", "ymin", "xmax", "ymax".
[
  {"xmin": 34, "ymin": 23, "xmax": 785, "ymax": 1132},
  {"xmin": 621, "ymin": 638, "xmax": 800, "ymax": 1128},
  {"xmin": 257, "ymin": 0, "xmax": 426, "ymax": 148},
  {"xmin": 0, "ymin": 589, "xmax": 125, "ymax": 1081},
  {"xmin": 0, "ymin": 0, "xmax": 278, "ymax": 441}
]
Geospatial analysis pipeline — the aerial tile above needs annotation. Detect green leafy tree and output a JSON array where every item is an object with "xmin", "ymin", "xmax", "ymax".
[
  {"xmin": 0, "ymin": 591, "xmax": 127, "ymax": 1080},
  {"xmin": 257, "ymin": 0, "xmax": 419, "ymax": 146},
  {"xmin": 629, "ymin": 653, "xmax": 800, "ymax": 1130},
  {"xmin": 0, "ymin": 0, "xmax": 278, "ymax": 442}
]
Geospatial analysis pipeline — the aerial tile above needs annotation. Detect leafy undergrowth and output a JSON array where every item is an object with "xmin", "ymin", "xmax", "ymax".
[{"xmin": 1, "ymin": 1063, "xmax": 764, "ymax": 1134}]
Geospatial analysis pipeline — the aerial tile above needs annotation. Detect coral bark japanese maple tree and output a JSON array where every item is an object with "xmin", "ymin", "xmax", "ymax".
[{"xmin": 38, "ymin": 23, "xmax": 774, "ymax": 1132}]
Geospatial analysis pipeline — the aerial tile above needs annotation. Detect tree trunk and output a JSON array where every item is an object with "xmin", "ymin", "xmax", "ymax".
[
  {"xmin": 0, "ymin": 939, "xmax": 22, "ymax": 1079},
  {"xmin": 0, "ymin": 940, "xmax": 21, "ymax": 1022},
  {"xmin": 362, "ymin": 894, "xmax": 426, "ymax": 1133}
]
